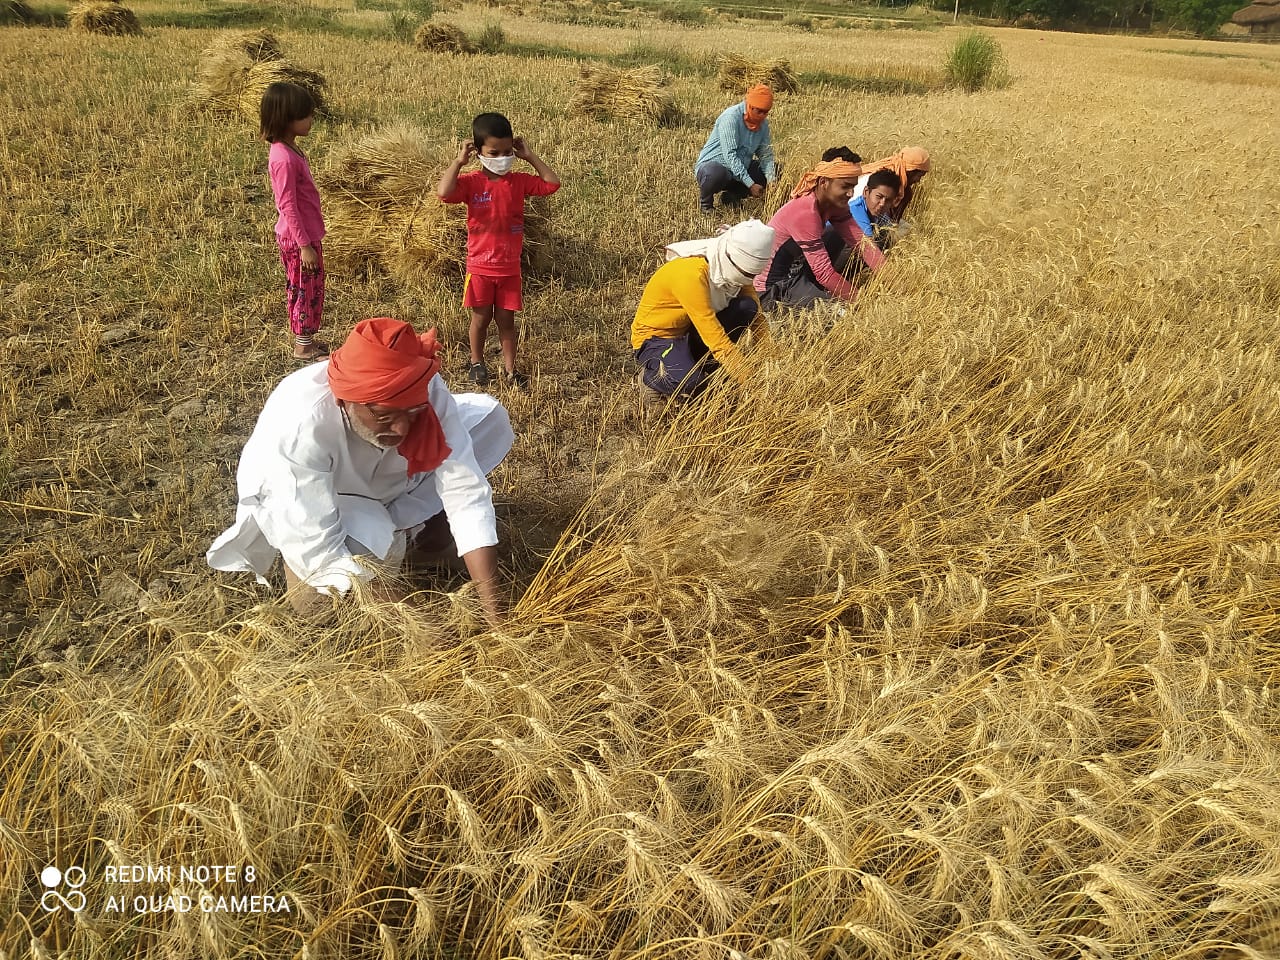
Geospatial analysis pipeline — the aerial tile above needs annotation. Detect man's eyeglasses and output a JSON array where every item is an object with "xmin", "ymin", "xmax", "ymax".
[{"xmin": 362, "ymin": 403, "xmax": 428, "ymax": 427}]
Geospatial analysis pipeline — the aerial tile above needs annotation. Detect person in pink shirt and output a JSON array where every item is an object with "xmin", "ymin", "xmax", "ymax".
[
  {"xmin": 755, "ymin": 156, "xmax": 885, "ymax": 311},
  {"xmin": 261, "ymin": 82, "xmax": 328, "ymax": 361},
  {"xmin": 437, "ymin": 112, "xmax": 560, "ymax": 390}
]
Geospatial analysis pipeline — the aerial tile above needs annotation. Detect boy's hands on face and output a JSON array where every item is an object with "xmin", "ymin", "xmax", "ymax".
[
  {"xmin": 512, "ymin": 136, "xmax": 532, "ymax": 160},
  {"xmin": 456, "ymin": 139, "xmax": 476, "ymax": 165}
]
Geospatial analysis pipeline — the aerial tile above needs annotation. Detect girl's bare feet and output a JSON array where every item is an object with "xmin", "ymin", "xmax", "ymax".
[{"xmin": 292, "ymin": 339, "xmax": 330, "ymax": 361}]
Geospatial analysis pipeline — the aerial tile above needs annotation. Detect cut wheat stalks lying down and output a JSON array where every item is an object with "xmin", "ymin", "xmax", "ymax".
[
  {"xmin": 68, "ymin": 0, "xmax": 141, "ymax": 35},
  {"xmin": 569, "ymin": 63, "xmax": 681, "ymax": 125},
  {"xmin": 4, "ymin": 228, "xmax": 1280, "ymax": 956},
  {"xmin": 196, "ymin": 31, "xmax": 327, "ymax": 122},
  {"xmin": 716, "ymin": 53, "xmax": 799, "ymax": 93},
  {"xmin": 320, "ymin": 124, "xmax": 551, "ymax": 286}
]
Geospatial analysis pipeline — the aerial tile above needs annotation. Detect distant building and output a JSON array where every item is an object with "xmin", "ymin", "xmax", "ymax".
[{"xmin": 1231, "ymin": 0, "xmax": 1280, "ymax": 34}]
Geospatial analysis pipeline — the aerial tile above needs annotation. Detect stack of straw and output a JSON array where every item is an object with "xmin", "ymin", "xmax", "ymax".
[
  {"xmin": 320, "ymin": 125, "xmax": 551, "ymax": 286},
  {"xmin": 68, "ymin": 0, "xmax": 141, "ymax": 35},
  {"xmin": 569, "ymin": 64, "xmax": 680, "ymax": 126},
  {"xmin": 414, "ymin": 21, "xmax": 476, "ymax": 53},
  {"xmin": 716, "ymin": 54, "xmax": 799, "ymax": 94},
  {"xmin": 196, "ymin": 30, "xmax": 327, "ymax": 123},
  {"xmin": 208, "ymin": 28, "xmax": 282, "ymax": 62}
]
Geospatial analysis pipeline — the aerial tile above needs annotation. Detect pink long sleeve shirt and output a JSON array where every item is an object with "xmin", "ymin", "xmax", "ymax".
[
  {"xmin": 269, "ymin": 142, "xmax": 325, "ymax": 249},
  {"xmin": 755, "ymin": 194, "xmax": 884, "ymax": 300}
]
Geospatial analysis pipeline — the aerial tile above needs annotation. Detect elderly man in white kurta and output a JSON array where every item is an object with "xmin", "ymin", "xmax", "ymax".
[{"xmin": 207, "ymin": 317, "xmax": 514, "ymax": 620}]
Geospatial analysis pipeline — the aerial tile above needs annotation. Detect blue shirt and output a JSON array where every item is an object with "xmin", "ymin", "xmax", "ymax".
[
  {"xmin": 849, "ymin": 195, "xmax": 894, "ymax": 240},
  {"xmin": 694, "ymin": 103, "xmax": 777, "ymax": 188}
]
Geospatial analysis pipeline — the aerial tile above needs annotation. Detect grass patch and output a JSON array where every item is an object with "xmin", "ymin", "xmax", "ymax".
[
  {"xmin": 943, "ymin": 30, "xmax": 1007, "ymax": 91},
  {"xmin": 475, "ymin": 19, "xmax": 508, "ymax": 53},
  {"xmin": 144, "ymin": 1, "xmax": 333, "ymax": 31},
  {"xmin": 801, "ymin": 66, "xmax": 943, "ymax": 95},
  {"xmin": 654, "ymin": 1, "xmax": 709, "ymax": 25},
  {"xmin": 1145, "ymin": 47, "xmax": 1270, "ymax": 62},
  {"xmin": 387, "ymin": 9, "xmax": 418, "ymax": 41},
  {"xmin": 1, "ymin": 0, "xmax": 33, "ymax": 24},
  {"xmin": 496, "ymin": 37, "xmax": 711, "ymax": 78}
]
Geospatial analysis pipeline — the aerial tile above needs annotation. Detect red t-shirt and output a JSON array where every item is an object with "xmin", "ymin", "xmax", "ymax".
[{"xmin": 441, "ymin": 170, "xmax": 560, "ymax": 277}]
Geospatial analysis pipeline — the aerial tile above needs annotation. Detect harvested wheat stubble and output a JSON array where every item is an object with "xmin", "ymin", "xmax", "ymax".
[
  {"xmin": 414, "ymin": 21, "xmax": 476, "ymax": 53},
  {"xmin": 196, "ymin": 36, "xmax": 328, "ymax": 123},
  {"xmin": 569, "ymin": 64, "xmax": 680, "ymax": 125},
  {"xmin": 321, "ymin": 124, "xmax": 551, "ymax": 286},
  {"xmin": 68, "ymin": 0, "xmax": 141, "ymax": 35},
  {"xmin": 717, "ymin": 54, "xmax": 799, "ymax": 94}
]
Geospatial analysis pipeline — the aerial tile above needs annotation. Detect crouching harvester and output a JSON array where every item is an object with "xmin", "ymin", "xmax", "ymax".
[
  {"xmin": 631, "ymin": 219, "xmax": 776, "ymax": 409},
  {"xmin": 207, "ymin": 318, "xmax": 514, "ymax": 623}
]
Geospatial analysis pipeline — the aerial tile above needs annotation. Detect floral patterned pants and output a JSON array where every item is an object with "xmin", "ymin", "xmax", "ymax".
[{"xmin": 277, "ymin": 238, "xmax": 325, "ymax": 337}]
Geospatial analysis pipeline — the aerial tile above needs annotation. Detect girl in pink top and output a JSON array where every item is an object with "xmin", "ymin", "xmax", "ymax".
[{"xmin": 261, "ymin": 82, "xmax": 327, "ymax": 360}]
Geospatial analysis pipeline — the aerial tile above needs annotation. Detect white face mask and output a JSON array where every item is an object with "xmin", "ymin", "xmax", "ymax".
[{"xmin": 479, "ymin": 154, "xmax": 515, "ymax": 176}]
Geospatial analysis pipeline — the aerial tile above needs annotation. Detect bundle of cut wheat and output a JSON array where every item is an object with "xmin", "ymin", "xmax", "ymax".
[
  {"xmin": 320, "ymin": 124, "xmax": 550, "ymax": 286},
  {"xmin": 202, "ymin": 28, "xmax": 282, "ymax": 64},
  {"xmin": 196, "ymin": 30, "xmax": 325, "ymax": 121},
  {"xmin": 237, "ymin": 61, "xmax": 328, "ymax": 122},
  {"xmin": 569, "ymin": 64, "xmax": 680, "ymax": 126},
  {"xmin": 68, "ymin": 0, "xmax": 141, "ymax": 35},
  {"xmin": 414, "ymin": 21, "xmax": 476, "ymax": 53},
  {"xmin": 196, "ymin": 35, "xmax": 328, "ymax": 123},
  {"xmin": 716, "ymin": 54, "xmax": 798, "ymax": 94}
]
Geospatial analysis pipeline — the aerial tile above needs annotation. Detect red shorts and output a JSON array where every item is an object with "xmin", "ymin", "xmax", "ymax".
[{"xmin": 463, "ymin": 272, "xmax": 522, "ymax": 311}]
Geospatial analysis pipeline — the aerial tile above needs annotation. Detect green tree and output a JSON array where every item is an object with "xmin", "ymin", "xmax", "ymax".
[{"xmin": 1156, "ymin": 0, "xmax": 1239, "ymax": 34}]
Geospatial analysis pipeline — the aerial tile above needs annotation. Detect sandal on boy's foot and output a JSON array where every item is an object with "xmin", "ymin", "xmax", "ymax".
[
  {"xmin": 467, "ymin": 362, "xmax": 491, "ymax": 386},
  {"xmin": 504, "ymin": 370, "xmax": 530, "ymax": 391}
]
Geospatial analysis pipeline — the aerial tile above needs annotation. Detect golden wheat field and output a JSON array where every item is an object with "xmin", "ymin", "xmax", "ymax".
[{"xmin": 2, "ymin": 0, "xmax": 1280, "ymax": 957}]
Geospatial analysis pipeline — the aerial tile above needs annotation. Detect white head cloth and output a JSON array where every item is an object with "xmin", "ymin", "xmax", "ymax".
[{"xmin": 664, "ymin": 218, "xmax": 776, "ymax": 312}]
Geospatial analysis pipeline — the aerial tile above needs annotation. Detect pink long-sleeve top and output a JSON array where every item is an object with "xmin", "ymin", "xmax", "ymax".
[
  {"xmin": 269, "ymin": 142, "xmax": 325, "ymax": 248},
  {"xmin": 755, "ymin": 194, "xmax": 884, "ymax": 300}
]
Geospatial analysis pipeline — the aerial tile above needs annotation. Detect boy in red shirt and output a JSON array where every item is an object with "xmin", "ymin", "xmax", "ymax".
[{"xmin": 437, "ymin": 112, "xmax": 561, "ymax": 389}]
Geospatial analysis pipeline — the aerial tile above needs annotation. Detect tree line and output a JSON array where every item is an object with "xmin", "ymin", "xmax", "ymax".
[{"xmin": 923, "ymin": 0, "xmax": 1244, "ymax": 36}]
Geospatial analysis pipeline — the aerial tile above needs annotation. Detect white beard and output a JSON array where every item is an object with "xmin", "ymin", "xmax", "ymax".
[{"xmin": 344, "ymin": 408, "xmax": 397, "ymax": 449}]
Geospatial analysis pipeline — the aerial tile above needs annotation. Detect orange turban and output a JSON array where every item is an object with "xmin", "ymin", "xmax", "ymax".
[
  {"xmin": 327, "ymin": 318, "xmax": 451, "ymax": 475},
  {"xmin": 862, "ymin": 147, "xmax": 931, "ymax": 192},
  {"xmin": 745, "ymin": 84, "xmax": 774, "ymax": 111},
  {"xmin": 743, "ymin": 84, "xmax": 773, "ymax": 130},
  {"xmin": 790, "ymin": 159, "xmax": 863, "ymax": 199}
]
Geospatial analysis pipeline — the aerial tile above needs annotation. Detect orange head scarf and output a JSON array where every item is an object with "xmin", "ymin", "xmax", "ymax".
[
  {"xmin": 743, "ymin": 84, "xmax": 773, "ymax": 130},
  {"xmin": 327, "ymin": 317, "xmax": 452, "ymax": 475},
  {"xmin": 790, "ymin": 159, "xmax": 863, "ymax": 200},
  {"xmin": 861, "ymin": 146, "xmax": 931, "ymax": 193}
]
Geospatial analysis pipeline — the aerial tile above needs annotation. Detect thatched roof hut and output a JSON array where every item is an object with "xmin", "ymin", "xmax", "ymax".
[{"xmin": 1231, "ymin": 0, "xmax": 1280, "ymax": 33}]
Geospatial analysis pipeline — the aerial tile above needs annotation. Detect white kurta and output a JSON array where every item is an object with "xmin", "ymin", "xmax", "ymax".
[{"xmin": 206, "ymin": 362, "xmax": 514, "ymax": 594}]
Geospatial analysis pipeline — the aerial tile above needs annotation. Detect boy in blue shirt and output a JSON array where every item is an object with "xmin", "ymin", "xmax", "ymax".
[{"xmin": 849, "ymin": 169, "xmax": 901, "ymax": 250}]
